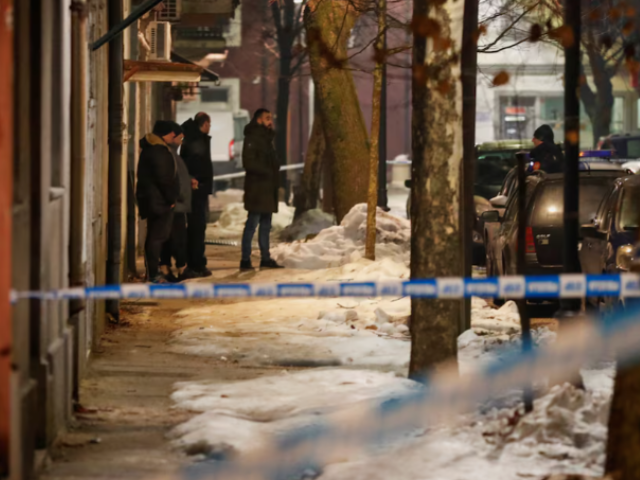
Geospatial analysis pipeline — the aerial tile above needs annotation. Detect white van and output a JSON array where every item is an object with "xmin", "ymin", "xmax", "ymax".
[{"xmin": 231, "ymin": 110, "xmax": 250, "ymax": 169}]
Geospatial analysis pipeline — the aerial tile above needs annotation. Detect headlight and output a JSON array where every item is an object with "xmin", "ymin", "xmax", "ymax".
[{"xmin": 616, "ymin": 245, "xmax": 634, "ymax": 271}]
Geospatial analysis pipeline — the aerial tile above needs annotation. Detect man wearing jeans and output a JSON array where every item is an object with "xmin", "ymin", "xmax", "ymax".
[{"xmin": 240, "ymin": 109, "xmax": 284, "ymax": 271}]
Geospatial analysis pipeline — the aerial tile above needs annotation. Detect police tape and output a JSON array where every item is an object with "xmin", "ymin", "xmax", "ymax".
[
  {"xmin": 176, "ymin": 302, "xmax": 640, "ymax": 480},
  {"xmin": 9, "ymin": 273, "xmax": 640, "ymax": 302}
]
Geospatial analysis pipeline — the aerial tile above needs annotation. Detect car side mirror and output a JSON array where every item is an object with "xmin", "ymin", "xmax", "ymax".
[
  {"xmin": 481, "ymin": 210, "xmax": 501, "ymax": 223},
  {"xmin": 404, "ymin": 179, "xmax": 412, "ymax": 189},
  {"xmin": 489, "ymin": 195, "xmax": 508, "ymax": 208}
]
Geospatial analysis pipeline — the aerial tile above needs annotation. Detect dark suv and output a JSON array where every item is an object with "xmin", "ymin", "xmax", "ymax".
[
  {"xmin": 580, "ymin": 175, "xmax": 640, "ymax": 308},
  {"xmin": 483, "ymin": 167, "xmax": 624, "ymax": 277}
]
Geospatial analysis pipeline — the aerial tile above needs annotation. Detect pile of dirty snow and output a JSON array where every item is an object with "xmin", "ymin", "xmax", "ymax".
[
  {"xmin": 171, "ymin": 368, "xmax": 612, "ymax": 480},
  {"xmin": 272, "ymin": 204, "xmax": 410, "ymax": 269},
  {"xmin": 279, "ymin": 209, "xmax": 336, "ymax": 242},
  {"xmin": 170, "ymin": 369, "xmax": 419, "ymax": 458},
  {"xmin": 457, "ymin": 327, "xmax": 557, "ymax": 375},
  {"xmin": 206, "ymin": 202, "xmax": 295, "ymax": 239},
  {"xmin": 208, "ymin": 189, "xmax": 244, "ymax": 211},
  {"xmin": 471, "ymin": 297, "xmax": 521, "ymax": 333}
]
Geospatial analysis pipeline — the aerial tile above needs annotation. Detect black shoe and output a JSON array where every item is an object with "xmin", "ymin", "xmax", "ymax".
[
  {"xmin": 150, "ymin": 274, "xmax": 169, "ymax": 284},
  {"xmin": 176, "ymin": 268, "xmax": 199, "ymax": 282},
  {"xmin": 239, "ymin": 260, "xmax": 255, "ymax": 272},
  {"xmin": 193, "ymin": 267, "xmax": 212, "ymax": 278},
  {"xmin": 163, "ymin": 272, "xmax": 179, "ymax": 283},
  {"xmin": 260, "ymin": 258, "xmax": 284, "ymax": 269}
]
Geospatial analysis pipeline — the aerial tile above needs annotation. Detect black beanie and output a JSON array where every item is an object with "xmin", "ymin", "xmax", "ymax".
[
  {"xmin": 534, "ymin": 124, "xmax": 555, "ymax": 143},
  {"xmin": 152, "ymin": 120, "xmax": 175, "ymax": 137}
]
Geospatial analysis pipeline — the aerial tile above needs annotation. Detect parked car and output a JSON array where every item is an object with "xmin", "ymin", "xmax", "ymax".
[
  {"xmin": 579, "ymin": 175, "xmax": 640, "ymax": 309},
  {"xmin": 482, "ymin": 164, "xmax": 624, "ymax": 284},
  {"xmin": 598, "ymin": 133, "xmax": 640, "ymax": 158}
]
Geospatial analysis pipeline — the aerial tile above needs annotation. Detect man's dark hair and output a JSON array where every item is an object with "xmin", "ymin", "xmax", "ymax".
[
  {"xmin": 153, "ymin": 120, "xmax": 177, "ymax": 137},
  {"xmin": 196, "ymin": 113, "xmax": 211, "ymax": 128},
  {"xmin": 253, "ymin": 108, "xmax": 270, "ymax": 122}
]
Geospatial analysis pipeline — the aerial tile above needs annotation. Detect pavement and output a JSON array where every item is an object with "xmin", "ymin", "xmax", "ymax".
[{"xmin": 40, "ymin": 246, "xmax": 287, "ymax": 480}]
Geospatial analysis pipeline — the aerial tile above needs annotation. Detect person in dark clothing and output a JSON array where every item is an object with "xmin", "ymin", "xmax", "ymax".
[
  {"xmin": 530, "ymin": 124, "xmax": 564, "ymax": 174},
  {"xmin": 240, "ymin": 109, "xmax": 284, "ymax": 271},
  {"xmin": 159, "ymin": 133, "xmax": 200, "ymax": 282},
  {"xmin": 136, "ymin": 121, "xmax": 183, "ymax": 283},
  {"xmin": 181, "ymin": 113, "xmax": 213, "ymax": 278}
]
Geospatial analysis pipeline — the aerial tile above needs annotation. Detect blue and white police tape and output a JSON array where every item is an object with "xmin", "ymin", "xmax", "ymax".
[
  {"xmin": 180, "ymin": 303, "xmax": 640, "ymax": 480},
  {"xmin": 10, "ymin": 273, "xmax": 640, "ymax": 302}
]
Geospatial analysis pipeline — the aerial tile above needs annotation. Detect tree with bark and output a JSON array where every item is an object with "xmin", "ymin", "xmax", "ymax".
[
  {"xmin": 365, "ymin": 0, "xmax": 387, "ymax": 261},
  {"xmin": 409, "ymin": 0, "xmax": 465, "ymax": 378},
  {"xmin": 293, "ymin": 97, "xmax": 326, "ymax": 219},
  {"xmin": 304, "ymin": 0, "xmax": 371, "ymax": 223},
  {"xmin": 266, "ymin": 0, "xmax": 309, "ymax": 199},
  {"xmin": 477, "ymin": 0, "xmax": 640, "ymax": 146}
]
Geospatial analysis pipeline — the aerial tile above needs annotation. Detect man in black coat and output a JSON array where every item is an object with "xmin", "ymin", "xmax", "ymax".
[
  {"xmin": 181, "ymin": 112, "xmax": 213, "ymax": 277},
  {"xmin": 136, "ymin": 121, "xmax": 183, "ymax": 283},
  {"xmin": 240, "ymin": 109, "xmax": 284, "ymax": 271},
  {"xmin": 530, "ymin": 124, "xmax": 564, "ymax": 174}
]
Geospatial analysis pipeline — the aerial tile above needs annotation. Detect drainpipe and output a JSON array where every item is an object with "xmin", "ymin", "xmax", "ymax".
[
  {"xmin": 107, "ymin": 0, "xmax": 124, "ymax": 321},
  {"xmin": 69, "ymin": 0, "xmax": 87, "ymax": 400}
]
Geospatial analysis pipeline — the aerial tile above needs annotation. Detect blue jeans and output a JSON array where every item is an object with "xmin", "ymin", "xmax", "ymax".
[{"xmin": 241, "ymin": 212, "xmax": 272, "ymax": 262}]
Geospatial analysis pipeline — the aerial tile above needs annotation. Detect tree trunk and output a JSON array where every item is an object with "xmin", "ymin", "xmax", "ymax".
[
  {"xmin": 322, "ymin": 150, "xmax": 334, "ymax": 214},
  {"xmin": 365, "ymin": 0, "xmax": 386, "ymax": 261},
  {"xmin": 581, "ymin": 46, "xmax": 613, "ymax": 147},
  {"xmin": 305, "ymin": 0, "xmax": 370, "ymax": 223},
  {"xmin": 294, "ymin": 106, "xmax": 326, "ymax": 219},
  {"xmin": 276, "ymin": 50, "xmax": 292, "ymax": 200},
  {"xmin": 409, "ymin": 0, "xmax": 464, "ymax": 379},
  {"xmin": 606, "ymin": 364, "xmax": 640, "ymax": 477}
]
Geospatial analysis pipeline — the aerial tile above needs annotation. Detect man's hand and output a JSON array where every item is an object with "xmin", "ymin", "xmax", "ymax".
[{"xmin": 191, "ymin": 178, "xmax": 199, "ymax": 190}]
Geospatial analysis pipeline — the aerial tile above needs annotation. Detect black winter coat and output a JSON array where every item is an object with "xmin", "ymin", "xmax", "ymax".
[
  {"xmin": 136, "ymin": 134, "xmax": 180, "ymax": 219},
  {"xmin": 242, "ymin": 121, "xmax": 280, "ymax": 213},
  {"xmin": 181, "ymin": 118, "xmax": 213, "ymax": 198},
  {"xmin": 530, "ymin": 141, "xmax": 564, "ymax": 174}
]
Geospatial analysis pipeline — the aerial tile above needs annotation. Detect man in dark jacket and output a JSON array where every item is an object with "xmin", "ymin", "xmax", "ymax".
[
  {"xmin": 136, "ymin": 121, "xmax": 182, "ymax": 283},
  {"xmin": 159, "ymin": 133, "xmax": 200, "ymax": 283},
  {"xmin": 530, "ymin": 124, "xmax": 564, "ymax": 174},
  {"xmin": 240, "ymin": 109, "xmax": 284, "ymax": 271},
  {"xmin": 181, "ymin": 112, "xmax": 213, "ymax": 277}
]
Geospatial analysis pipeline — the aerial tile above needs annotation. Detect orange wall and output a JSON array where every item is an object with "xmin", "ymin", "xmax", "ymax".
[{"xmin": 0, "ymin": 0, "xmax": 13, "ymax": 472}]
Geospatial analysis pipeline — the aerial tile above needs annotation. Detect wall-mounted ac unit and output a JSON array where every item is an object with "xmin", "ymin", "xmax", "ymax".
[
  {"xmin": 148, "ymin": 21, "xmax": 172, "ymax": 61},
  {"xmin": 158, "ymin": 0, "xmax": 181, "ymax": 22}
]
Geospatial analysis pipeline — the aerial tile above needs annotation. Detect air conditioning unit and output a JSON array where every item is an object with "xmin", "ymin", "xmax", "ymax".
[
  {"xmin": 158, "ymin": 0, "xmax": 181, "ymax": 22},
  {"xmin": 148, "ymin": 21, "xmax": 172, "ymax": 61}
]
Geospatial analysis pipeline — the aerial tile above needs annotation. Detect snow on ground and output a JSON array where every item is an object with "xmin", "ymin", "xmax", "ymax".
[
  {"xmin": 206, "ymin": 202, "xmax": 295, "ymax": 239},
  {"xmin": 174, "ymin": 201, "xmax": 615, "ymax": 478},
  {"xmin": 279, "ymin": 209, "xmax": 336, "ymax": 242},
  {"xmin": 170, "ymin": 368, "xmax": 612, "ymax": 479},
  {"xmin": 272, "ymin": 204, "xmax": 410, "ymax": 269}
]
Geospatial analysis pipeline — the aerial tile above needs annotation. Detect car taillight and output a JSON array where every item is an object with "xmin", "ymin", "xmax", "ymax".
[
  {"xmin": 229, "ymin": 139, "xmax": 234, "ymax": 160},
  {"xmin": 525, "ymin": 227, "xmax": 536, "ymax": 254}
]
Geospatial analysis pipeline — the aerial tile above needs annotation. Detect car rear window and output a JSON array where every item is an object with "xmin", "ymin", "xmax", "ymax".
[
  {"xmin": 620, "ymin": 186, "xmax": 640, "ymax": 229},
  {"xmin": 530, "ymin": 177, "xmax": 617, "ymax": 227}
]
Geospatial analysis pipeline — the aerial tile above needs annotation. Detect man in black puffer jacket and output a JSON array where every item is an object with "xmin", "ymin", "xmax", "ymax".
[
  {"xmin": 181, "ymin": 112, "xmax": 213, "ymax": 277},
  {"xmin": 136, "ymin": 121, "xmax": 182, "ymax": 283},
  {"xmin": 530, "ymin": 124, "xmax": 564, "ymax": 174},
  {"xmin": 240, "ymin": 108, "xmax": 283, "ymax": 271}
]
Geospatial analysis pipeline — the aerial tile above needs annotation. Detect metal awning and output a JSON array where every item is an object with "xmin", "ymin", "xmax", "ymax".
[
  {"xmin": 123, "ymin": 59, "xmax": 203, "ymax": 83},
  {"xmin": 170, "ymin": 51, "xmax": 220, "ymax": 83}
]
